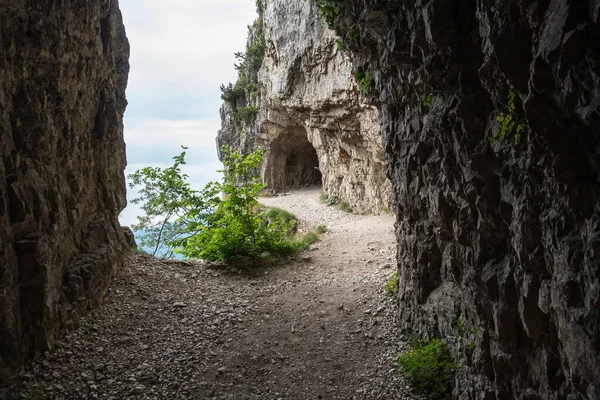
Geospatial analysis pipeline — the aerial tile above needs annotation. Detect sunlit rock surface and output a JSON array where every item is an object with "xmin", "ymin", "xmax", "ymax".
[{"xmin": 217, "ymin": 0, "xmax": 392, "ymax": 214}]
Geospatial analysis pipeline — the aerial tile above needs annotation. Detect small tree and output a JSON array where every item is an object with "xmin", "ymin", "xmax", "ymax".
[
  {"xmin": 128, "ymin": 146, "xmax": 298, "ymax": 262},
  {"xmin": 128, "ymin": 147, "xmax": 198, "ymax": 258}
]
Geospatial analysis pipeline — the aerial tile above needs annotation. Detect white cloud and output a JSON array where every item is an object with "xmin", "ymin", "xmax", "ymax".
[{"xmin": 122, "ymin": 0, "xmax": 256, "ymax": 95}]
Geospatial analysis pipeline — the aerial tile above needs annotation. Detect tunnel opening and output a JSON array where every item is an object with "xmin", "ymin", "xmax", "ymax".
[
  {"xmin": 283, "ymin": 142, "xmax": 321, "ymax": 188},
  {"xmin": 264, "ymin": 126, "xmax": 322, "ymax": 191}
]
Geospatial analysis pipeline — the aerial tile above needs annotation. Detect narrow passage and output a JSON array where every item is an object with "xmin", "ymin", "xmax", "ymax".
[{"xmin": 10, "ymin": 188, "xmax": 416, "ymax": 400}]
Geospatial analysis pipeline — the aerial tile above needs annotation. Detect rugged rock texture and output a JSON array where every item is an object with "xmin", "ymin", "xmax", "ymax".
[
  {"xmin": 328, "ymin": 0, "xmax": 600, "ymax": 398},
  {"xmin": 0, "ymin": 0, "xmax": 129, "ymax": 381},
  {"xmin": 217, "ymin": 0, "xmax": 392, "ymax": 213}
]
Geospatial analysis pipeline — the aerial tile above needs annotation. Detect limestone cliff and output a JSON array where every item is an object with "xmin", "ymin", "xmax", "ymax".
[
  {"xmin": 326, "ymin": 0, "xmax": 600, "ymax": 398},
  {"xmin": 217, "ymin": 0, "xmax": 391, "ymax": 213},
  {"xmin": 0, "ymin": 0, "xmax": 129, "ymax": 380}
]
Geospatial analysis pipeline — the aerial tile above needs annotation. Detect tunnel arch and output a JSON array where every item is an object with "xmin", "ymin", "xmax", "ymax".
[{"xmin": 262, "ymin": 125, "xmax": 322, "ymax": 191}]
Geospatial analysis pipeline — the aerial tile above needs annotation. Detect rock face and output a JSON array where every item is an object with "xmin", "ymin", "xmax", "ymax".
[
  {"xmin": 0, "ymin": 0, "xmax": 129, "ymax": 381},
  {"xmin": 327, "ymin": 0, "xmax": 600, "ymax": 398},
  {"xmin": 217, "ymin": 0, "xmax": 392, "ymax": 213}
]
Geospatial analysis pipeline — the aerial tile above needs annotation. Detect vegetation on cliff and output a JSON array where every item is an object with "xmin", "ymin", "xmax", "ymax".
[
  {"xmin": 219, "ymin": 0, "xmax": 265, "ymax": 128},
  {"xmin": 397, "ymin": 339, "xmax": 458, "ymax": 400}
]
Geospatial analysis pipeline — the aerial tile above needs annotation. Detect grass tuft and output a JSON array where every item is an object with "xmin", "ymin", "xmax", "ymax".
[{"xmin": 397, "ymin": 339, "xmax": 458, "ymax": 399}]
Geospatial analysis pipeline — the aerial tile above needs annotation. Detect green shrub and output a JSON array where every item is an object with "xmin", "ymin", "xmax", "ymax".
[
  {"xmin": 316, "ymin": 0, "xmax": 342, "ymax": 26},
  {"xmin": 354, "ymin": 70, "xmax": 372, "ymax": 95},
  {"xmin": 384, "ymin": 270, "xmax": 398, "ymax": 296},
  {"xmin": 490, "ymin": 89, "xmax": 527, "ymax": 146},
  {"xmin": 348, "ymin": 26, "xmax": 359, "ymax": 41},
  {"xmin": 129, "ymin": 146, "xmax": 304, "ymax": 262},
  {"xmin": 244, "ymin": 25, "xmax": 266, "ymax": 73},
  {"xmin": 423, "ymin": 93, "xmax": 432, "ymax": 107},
  {"xmin": 325, "ymin": 195, "xmax": 339, "ymax": 206},
  {"xmin": 317, "ymin": 225, "xmax": 327, "ymax": 234},
  {"xmin": 452, "ymin": 314, "xmax": 467, "ymax": 338},
  {"xmin": 335, "ymin": 38, "xmax": 344, "ymax": 53},
  {"xmin": 339, "ymin": 200, "xmax": 353, "ymax": 213},
  {"xmin": 234, "ymin": 105, "xmax": 259, "ymax": 125},
  {"xmin": 220, "ymin": 81, "xmax": 246, "ymax": 105},
  {"xmin": 397, "ymin": 339, "xmax": 458, "ymax": 399},
  {"xmin": 322, "ymin": 194, "xmax": 352, "ymax": 212}
]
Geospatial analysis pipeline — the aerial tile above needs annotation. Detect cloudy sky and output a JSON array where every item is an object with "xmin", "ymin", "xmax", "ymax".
[{"xmin": 118, "ymin": 0, "xmax": 256, "ymax": 226}]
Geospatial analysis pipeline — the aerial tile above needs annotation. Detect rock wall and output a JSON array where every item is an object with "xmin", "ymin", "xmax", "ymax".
[
  {"xmin": 217, "ymin": 0, "xmax": 392, "ymax": 214},
  {"xmin": 327, "ymin": 0, "xmax": 600, "ymax": 398},
  {"xmin": 0, "ymin": 0, "xmax": 129, "ymax": 381}
]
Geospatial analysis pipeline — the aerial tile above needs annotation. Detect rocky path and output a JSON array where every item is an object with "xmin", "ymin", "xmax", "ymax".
[{"xmin": 5, "ymin": 188, "xmax": 417, "ymax": 400}]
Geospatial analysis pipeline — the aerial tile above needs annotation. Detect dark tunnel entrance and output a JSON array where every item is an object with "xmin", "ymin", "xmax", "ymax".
[
  {"xmin": 264, "ymin": 126, "xmax": 322, "ymax": 191},
  {"xmin": 283, "ymin": 140, "xmax": 321, "ymax": 188}
]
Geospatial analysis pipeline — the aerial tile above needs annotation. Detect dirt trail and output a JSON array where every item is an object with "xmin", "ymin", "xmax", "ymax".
[{"xmin": 5, "ymin": 188, "xmax": 416, "ymax": 400}]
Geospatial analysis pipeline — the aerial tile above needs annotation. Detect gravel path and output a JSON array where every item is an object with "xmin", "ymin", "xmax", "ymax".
[{"xmin": 3, "ymin": 188, "xmax": 418, "ymax": 400}]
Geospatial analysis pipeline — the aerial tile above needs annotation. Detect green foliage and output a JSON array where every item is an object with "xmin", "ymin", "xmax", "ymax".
[
  {"xmin": 220, "ymin": 1, "xmax": 265, "ymax": 110},
  {"xmin": 129, "ymin": 146, "xmax": 307, "ymax": 262},
  {"xmin": 324, "ymin": 195, "xmax": 339, "ymax": 206},
  {"xmin": 178, "ymin": 147, "xmax": 297, "ymax": 261},
  {"xmin": 490, "ymin": 89, "xmax": 527, "ymax": 146},
  {"xmin": 335, "ymin": 38, "xmax": 344, "ymax": 53},
  {"xmin": 397, "ymin": 339, "xmax": 458, "ymax": 400},
  {"xmin": 339, "ymin": 200, "xmax": 353, "ymax": 213},
  {"xmin": 316, "ymin": 0, "xmax": 342, "ymax": 26},
  {"xmin": 263, "ymin": 207, "xmax": 296, "ymax": 227},
  {"xmin": 348, "ymin": 26, "xmax": 359, "ymax": 41},
  {"xmin": 321, "ymin": 194, "xmax": 352, "ymax": 212},
  {"xmin": 452, "ymin": 314, "xmax": 467, "ymax": 338},
  {"xmin": 220, "ymin": 80, "xmax": 246, "ymax": 105},
  {"xmin": 300, "ymin": 231, "xmax": 320, "ymax": 247},
  {"xmin": 383, "ymin": 269, "xmax": 398, "ymax": 296},
  {"xmin": 234, "ymin": 105, "xmax": 259, "ymax": 126},
  {"xmin": 128, "ymin": 147, "xmax": 196, "ymax": 258},
  {"xmin": 423, "ymin": 93, "xmax": 433, "ymax": 107},
  {"xmin": 317, "ymin": 224, "xmax": 327, "ymax": 234},
  {"xmin": 354, "ymin": 70, "xmax": 372, "ymax": 95},
  {"xmin": 243, "ymin": 24, "xmax": 267, "ymax": 73}
]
